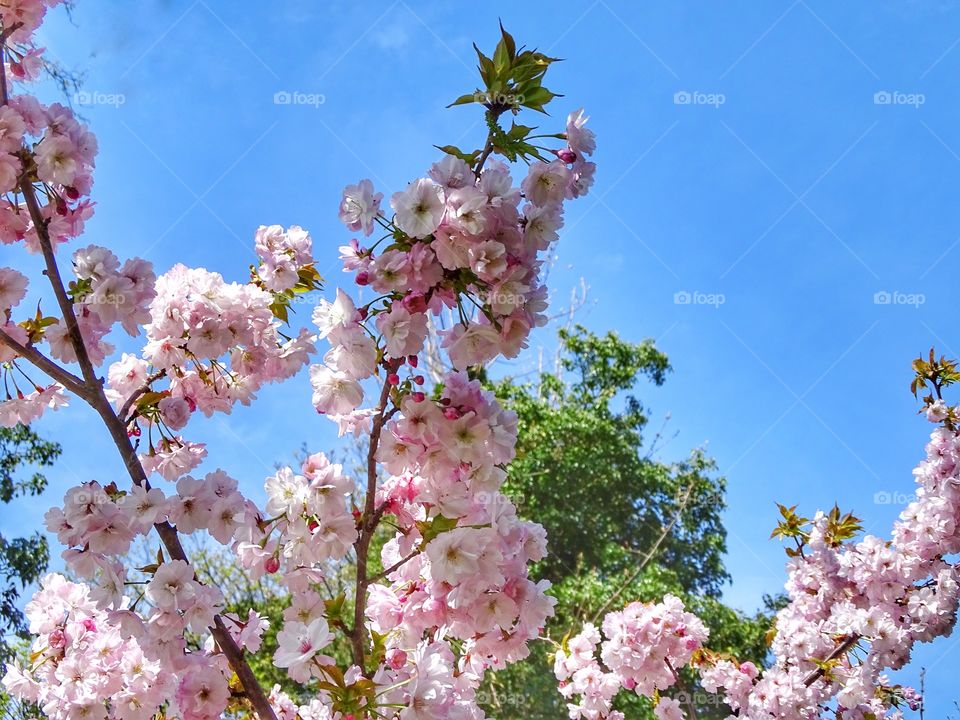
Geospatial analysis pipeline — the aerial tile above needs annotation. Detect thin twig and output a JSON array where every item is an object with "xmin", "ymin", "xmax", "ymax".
[
  {"xmin": 0, "ymin": 329, "xmax": 88, "ymax": 398},
  {"xmin": 117, "ymin": 369, "xmax": 166, "ymax": 422},
  {"xmin": 802, "ymin": 634, "xmax": 860, "ymax": 687},
  {"xmin": 369, "ymin": 548, "xmax": 421, "ymax": 584},
  {"xmin": 666, "ymin": 658, "xmax": 700, "ymax": 720}
]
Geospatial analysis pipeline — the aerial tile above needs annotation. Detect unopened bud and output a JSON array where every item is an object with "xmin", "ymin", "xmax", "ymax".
[{"xmin": 402, "ymin": 293, "xmax": 428, "ymax": 314}]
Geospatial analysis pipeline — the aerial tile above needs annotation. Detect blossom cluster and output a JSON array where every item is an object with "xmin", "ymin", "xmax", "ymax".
[
  {"xmin": 554, "ymin": 595, "xmax": 708, "ymax": 720},
  {"xmin": 368, "ymin": 372, "xmax": 555, "ymax": 664},
  {"xmin": 0, "ymin": 4, "xmax": 607, "ymax": 719},
  {"xmin": 561, "ymin": 403, "xmax": 960, "ymax": 720},
  {"xmin": 245, "ymin": 109, "xmax": 597, "ymax": 715},
  {"xmin": 312, "ymin": 107, "xmax": 596, "ymax": 423},
  {"xmin": 125, "ymin": 231, "xmax": 316, "ymax": 480},
  {"xmin": 0, "ymin": 0, "xmax": 101, "ymax": 424},
  {"xmin": 22, "ymin": 466, "xmax": 270, "ymax": 720},
  {"xmin": 0, "ymin": 573, "xmax": 235, "ymax": 720},
  {"xmin": 244, "ymin": 451, "xmax": 357, "ymax": 579}
]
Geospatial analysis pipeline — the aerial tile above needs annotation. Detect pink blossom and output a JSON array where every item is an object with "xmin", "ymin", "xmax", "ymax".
[{"xmin": 339, "ymin": 179, "xmax": 382, "ymax": 236}]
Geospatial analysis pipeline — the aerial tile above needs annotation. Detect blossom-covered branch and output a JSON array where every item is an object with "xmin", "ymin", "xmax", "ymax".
[
  {"xmin": 557, "ymin": 355, "xmax": 960, "ymax": 720},
  {"xmin": 0, "ymin": 12, "xmax": 598, "ymax": 720}
]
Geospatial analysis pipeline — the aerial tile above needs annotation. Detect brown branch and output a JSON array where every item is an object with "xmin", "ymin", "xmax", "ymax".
[
  {"xmin": 117, "ymin": 369, "xmax": 166, "ymax": 423},
  {"xmin": 369, "ymin": 548, "xmax": 421, "ymax": 584},
  {"xmin": 473, "ymin": 107, "xmax": 507, "ymax": 178},
  {"xmin": 666, "ymin": 658, "xmax": 700, "ymax": 720},
  {"xmin": 350, "ymin": 376, "xmax": 393, "ymax": 673},
  {"xmin": 802, "ymin": 634, "xmax": 860, "ymax": 687},
  {"xmin": 1, "ymin": 42, "xmax": 277, "ymax": 719},
  {"xmin": 0, "ymin": 328, "xmax": 88, "ymax": 398}
]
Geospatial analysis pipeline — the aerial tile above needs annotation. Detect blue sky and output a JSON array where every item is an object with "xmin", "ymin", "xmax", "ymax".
[{"xmin": 4, "ymin": 0, "xmax": 960, "ymax": 713}]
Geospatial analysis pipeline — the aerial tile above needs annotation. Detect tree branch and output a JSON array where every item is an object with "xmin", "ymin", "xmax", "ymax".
[
  {"xmin": 802, "ymin": 634, "xmax": 860, "ymax": 687},
  {"xmin": 1, "ymin": 37, "xmax": 278, "ymax": 720},
  {"xmin": 0, "ymin": 328, "xmax": 88, "ymax": 398},
  {"xmin": 350, "ymin": 376, "xmax": 393, "ymax": 673}
]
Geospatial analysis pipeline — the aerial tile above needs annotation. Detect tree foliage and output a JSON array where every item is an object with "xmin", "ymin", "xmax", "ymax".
[
  {"xmin": 481, "ymin": 327, "xmax": 772, "ymax": 719},
  {"xmin": 0, "ymin": 424, "xmax": 61, "ymax": 720},
  {"xmin": 0, "ymin": 424, "xmax": 60, "ymax": 661}
]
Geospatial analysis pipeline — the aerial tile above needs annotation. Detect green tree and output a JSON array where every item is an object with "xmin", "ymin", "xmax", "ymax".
[
  {"xmin": 0, "ymin": 423, "xmax": 61, "ymax": 720},
  {"xmin": 479, "ymin": 326, "xmax": 772, "ymax": 719}
]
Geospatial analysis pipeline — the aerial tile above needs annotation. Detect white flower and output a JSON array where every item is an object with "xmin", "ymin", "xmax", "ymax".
[
  {"xmin": 312, "ymin": 289, "xmax": 356, "ymax": 339},
  {"xmin": 309, "ymin": 365, "xmax": 364, "ymax": 414},
  {"xmin": 145, "ymin": 559, "xmax": 196, "ymax": 612},
  {"xmin": 425, "ymin": 526, "xmax": 483, "ymax": 584},
  {"xmin": 391, "ymin": 178, "xmax": 445, "ymax": 238},
  {"xmin": 273, "ymin": 617, "xmax": 333, "ymax": 683}
]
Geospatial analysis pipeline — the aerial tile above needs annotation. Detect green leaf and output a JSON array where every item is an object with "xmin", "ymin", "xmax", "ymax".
[
  {"xmin": 499, "ymin": 21, "xmax": 517, "ymax": 64},
  {"xmin": 416, "ymin": 514, "xmax": 459, "ymax": 544},
  {"xmin": 447, "ymin": 92, "xmax": 479, "ymax": 108},
  {"xmin": 435, "ymin": 144, "xmax": 481, "ymax": 165}
]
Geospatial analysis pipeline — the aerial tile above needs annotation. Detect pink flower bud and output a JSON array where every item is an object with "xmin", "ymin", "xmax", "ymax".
[
  {"xmin": 413, "ymin": 375, "xmax": 425, "ymax": 385},
  {"xmin": 402, "ymin": 293, "xmax": 428, "ymax": 314},
  {"xmin": 356, "ymin": 271, "xmax": 370, "ymax": 286},
  {"xmin": 408, "ymin": 355, "xmax": 419, "ymax": 368},
  {"xmin": 556, "ymin": 148, "xmax": 577, "ymax": 163},
  {"xmin": 443, "ymin": 407, "xmax": 460, "ymax": 420},
  {"xmin": 388, "ymin": 373, "xmax": 400, "ymax": 385},
  {"xmin": 386, "ymin": 648, "xmax": 407, "ymax": 669},
  {"xmin": 264, "ymin": 556, "xmax": 280, "ymax": 574},
  {"xmin": 49, "ymin": 628, "xmax": 66, "ymax": 649},
  {"xmin": 412, "ymin": 391, "xmax": 426, "ymax": 403}
]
